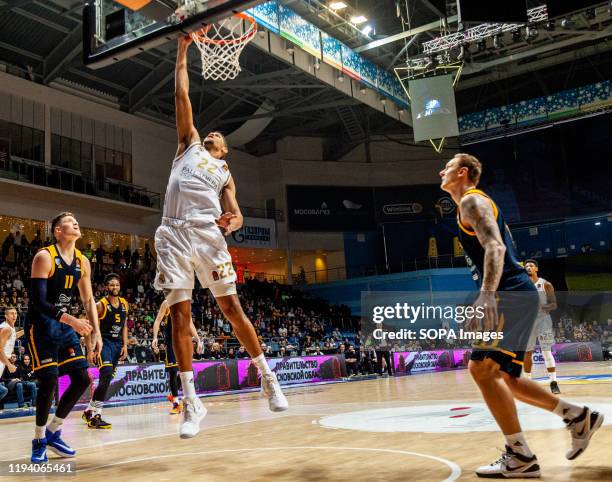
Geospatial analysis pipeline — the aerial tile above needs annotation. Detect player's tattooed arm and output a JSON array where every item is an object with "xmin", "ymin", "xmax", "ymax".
[
  {"xmin": 460, "ymin": 194, "xmax": 506, "ymax": 292},
  {"xmin": 175, "ymin": 35, "xmax": 200, "ymax": 156},
  {"xmin": 543, "ymin": 281, "xmax": 557, "ymax": 313},
  {"xmin": 217, "ymin": 176, "xmax": 244, "ymax": 235}
]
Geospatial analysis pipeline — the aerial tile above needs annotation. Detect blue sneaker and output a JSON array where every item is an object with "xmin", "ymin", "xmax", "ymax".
[
  {"xmin": 31, "ymin": 438, "xmax": 48, "ymax": 464},
  {"xmin": 45, "ymin": 429, "xmax": 76, "ymax": 457}
]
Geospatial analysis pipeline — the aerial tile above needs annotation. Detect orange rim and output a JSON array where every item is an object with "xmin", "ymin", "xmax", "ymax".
[{"xmin": 191, "ymin": 12, "xmax": 257, "ymax": 46}]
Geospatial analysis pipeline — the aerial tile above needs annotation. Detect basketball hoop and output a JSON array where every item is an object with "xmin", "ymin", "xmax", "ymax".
[{"xmin": 190, "ymin": 12, "xmax": 257, "ymax": 81}]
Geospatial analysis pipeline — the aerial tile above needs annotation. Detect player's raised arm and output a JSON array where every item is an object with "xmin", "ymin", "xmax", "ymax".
[
  {"xmin": 460, "ymin": 194, "xmax": 506, "ymax": 292},
  {"xmin": 175, "ymin": 36, "xmax": 200, "ymax": 155},
  {"xmin": 77, "ymin": 256, "xmax": 102, "ymax": 360},
  {"xmin": 31, "ymin": 250, "xmax": 91, "ymax": 336},
  {"xmin": 217, "ymin": 176, "xmax": 244, "ymax": 236}
]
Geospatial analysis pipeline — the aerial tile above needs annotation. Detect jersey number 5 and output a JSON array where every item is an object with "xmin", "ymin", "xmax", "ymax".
[{"xmin": 115, "ymin": 314, "xmax": 121, "ymax": 323}]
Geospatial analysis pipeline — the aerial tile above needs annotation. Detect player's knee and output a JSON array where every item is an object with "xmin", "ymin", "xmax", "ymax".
[
  {"xmin": 38, "ymin": 374, "xmax": 58, "ymax": 394},
  {"xmin": 543, "ymin": 350, "xmax": 555, "ymax": 368},
  {"xmin": 70, "ymin": 368, "xmax": 91, "ymax": 391},
  {"xmin": 99, "ymin": 367, "xmax": 113, "ymax": 382},
  {"xmin": 468, "ymin": 359, "xmax": 498, "ymax": 382},
  {"xmin": 218, "ymin": 295, "xmax": 243, "ymax": 322}
]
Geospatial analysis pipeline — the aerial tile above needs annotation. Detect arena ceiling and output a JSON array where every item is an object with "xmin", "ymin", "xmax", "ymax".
[{"xmin": 0, "ymin": 0, "xmax": 611, "ymax": 158}]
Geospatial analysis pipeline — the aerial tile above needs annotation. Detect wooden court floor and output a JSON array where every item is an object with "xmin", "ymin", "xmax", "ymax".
[{"xmin": 2, "ymin": 362, "xmax": 612, "ymax": 481}]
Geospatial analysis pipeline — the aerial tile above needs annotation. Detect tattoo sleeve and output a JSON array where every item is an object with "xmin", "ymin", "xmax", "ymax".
[{"xmin": 461, "ymin": 195, "xmax": 507, "ymax": 291}]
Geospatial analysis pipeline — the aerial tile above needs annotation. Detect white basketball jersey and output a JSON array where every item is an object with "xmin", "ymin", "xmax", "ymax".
[
  {"xmin": 535, "ymin": 277, "xmax": 548, "ymax": 315},
  {"xmin": 162, "ymin": 142, "xmax": 231, "ymax": 223},
  {"xmin": 0, "ymin": 322, "xmax": 16, "ymax": 376}
]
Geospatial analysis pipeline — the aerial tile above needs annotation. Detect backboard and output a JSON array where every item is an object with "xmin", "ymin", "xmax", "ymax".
[{"xmin": 83, "ymin": 0, "xmax": 264, "ymax": 68}]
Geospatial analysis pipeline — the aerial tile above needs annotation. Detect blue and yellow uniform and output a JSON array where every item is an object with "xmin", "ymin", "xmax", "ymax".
[
  {"xmin": 162, "ymin": 314, "xmax": 177, "ymax": 369},
  {"xmin": 457, "ymin": 189, "xmax": 539, "ymax": 377},
  {"xmin": 98, "ymin": 296, "xmax": 128, "ymax": 373},
  {"xmin": 25, "ymin": 244, "xmax": 88, "ymax": 376}
]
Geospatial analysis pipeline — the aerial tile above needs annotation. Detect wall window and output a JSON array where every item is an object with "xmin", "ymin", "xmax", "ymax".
[
  {"xmin": 51, "ymin": 134, "xmax": 96, "ymax": 177},
  {"xmin": 0, "ymin": 119, "xmax": 44, "ymax": 163},
  {"xmin": 95, "ymin": 144, "xmax": 132, "ymax": 183}
]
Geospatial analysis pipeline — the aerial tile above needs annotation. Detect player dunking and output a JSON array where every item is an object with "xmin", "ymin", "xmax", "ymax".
[
  {"xmin": 82, "ymin": 273, "xmax": 129, "ymax": 428},
  {"xmin": 440, "ymin": 154, "xmax": 602, "ymax": 478},
  {"xmin": 154, "ymin": 35, "xmax": 288, "ymax": 438},
  {"xmin": 25, "ymin": 212, "xmax": 102, "ymax": 463},
  {"xmin": 523, "ymin": 259, "xmax": 560, "ymax": 394},
  {"xmin": 152, "ymin": 299, "xmax": 203, "ymax": 414}
]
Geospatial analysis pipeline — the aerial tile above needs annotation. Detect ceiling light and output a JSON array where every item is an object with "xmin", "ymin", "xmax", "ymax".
[
  {"xmin": 526, "ymin": 26, "xmax": 538, "ymax": 40},
  {"xmin": 286, "ymin": 43, "xmax": 294, "ymax": 55},
  {"xmin": 338, "ymin": 73, "xmax": 345, "ymax": 83},
  {"xmin": 493, "ymin": 34, "xmax": 503, "ymax": 50},
  {"xmin": 398, "ymin": 109, "xmax": 405, "ymax": 115},
  {"xmin": 380, "ymin": 98, "xmax": 387, "ymax": 105},
  {"xmin": 360, "ymin": 85, "xmax": 367, "ymax": 94},
  {"xmin": 561, "ymin": 17, "xmax": 574, "ymax": 28},
  {"xmin": 545, "ymin": 20, "xmax": 555, "ymax": 31},
  {"xmin": 351, "ymin": 15, "xmax": 368, "ymax": 25},
  {"xmin": 361, "ymin": 25, "xmax": 373, "ymax": 36},
  {"xmin": 329, "ymin": 1, "xmax": 347, "ymax": 10}
]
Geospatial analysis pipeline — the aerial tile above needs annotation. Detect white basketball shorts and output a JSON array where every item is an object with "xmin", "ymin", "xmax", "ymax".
[
  {"xmin": 526, "ymin": 314, "xmax": 555, "ymax": 352},
  {"xmin": 154, "ymin": 218, "xmax": 237, "ymax": 298}
]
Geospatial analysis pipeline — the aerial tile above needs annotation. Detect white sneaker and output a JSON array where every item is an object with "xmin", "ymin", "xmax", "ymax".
[
  {"xmin": 565, "ymin": 406, "xmax": 604, "ymax": 460},
  {"xmin": 475, "ymin": 446, "xmax": 541, "ymax": 478},
  {"xmin": 179, "ymin": 397, "xmax": 207, "ymax": 439},
  {"xmin": 261, "ymin": 372, "xmax": 288, "ymax": 412}
]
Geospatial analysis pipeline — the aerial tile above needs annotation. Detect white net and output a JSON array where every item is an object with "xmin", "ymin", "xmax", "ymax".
[{"xmin": 191, "ymin": 13, "xmax": 256, "ymax": 81}]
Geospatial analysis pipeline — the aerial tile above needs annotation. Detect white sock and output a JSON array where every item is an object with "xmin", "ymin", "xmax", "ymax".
[
  {"xmin": 180, "ymin": 371, "xmax": 196, "ymax": 399},
  {"xmin": 252, "ymin": 353, "xmax": 272, "ymax": 375},
  {"xmin": 553, "ymin": 400, "xmax": 583, "ymax": 420},
  {"xmin": 505, "ymin": 432, "xmax": 533, "ymax": 457},
  {"xmin": 523, "ymin": 371, "xmax": 532, "ymax": 379},
  {"xmin": 35, "ymin": 425, "xmax": 46, "ymax": 439},
  {"xmin": 549, "ymin": 371, "xmax": 557, "ymax": 382},
  {"xmin": 47, "ymin": 416, "xmax": 64, "ymax": 434},
  {"xmin": 86, "ymin": 401, "xmax": 96, "ymax": 412}
]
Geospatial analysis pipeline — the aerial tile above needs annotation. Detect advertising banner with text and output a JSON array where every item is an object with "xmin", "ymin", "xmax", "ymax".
[{"xmin": 60, "ymin": 355, "xmax": 347, "ymax": 404}]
